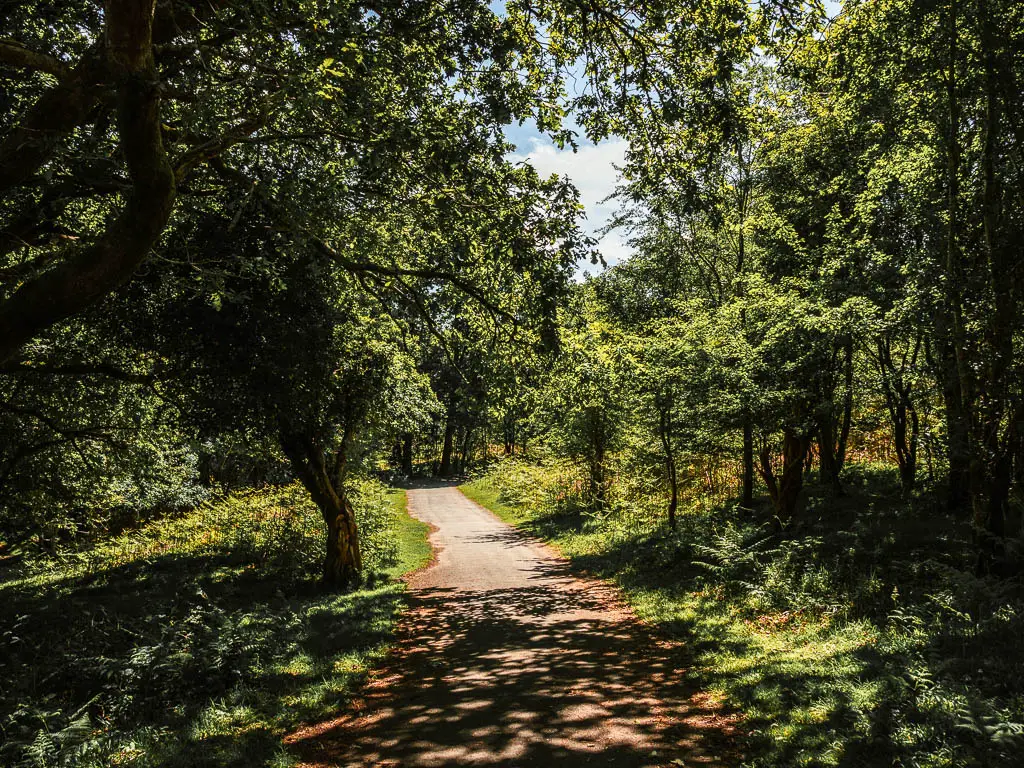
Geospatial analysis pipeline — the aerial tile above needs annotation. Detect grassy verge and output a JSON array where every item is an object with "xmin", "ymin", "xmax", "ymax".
[
  {"xmin": 460, "ymin": 481, "xmax": 529, "ymax": 527},
  {"xmin": 385, "ymin": 488, "xmax": 431, "ymax": 578},
  {"xmin": 1, "ymin": 480, "xmax": 430, "ymax": 768},
  {"xmin": 462, "ymin": 461, "xmax": 1024, "ymax": 768}
]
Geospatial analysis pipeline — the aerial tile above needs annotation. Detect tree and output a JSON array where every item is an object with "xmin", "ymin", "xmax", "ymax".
[{"xmin": 535, "ymin": 293, "xmax": 627, "ymax": 510}]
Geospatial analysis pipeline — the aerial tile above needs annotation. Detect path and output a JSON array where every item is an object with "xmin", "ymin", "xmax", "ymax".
[{"xmin": 289, "ymin": 484, "xmax": 737, "ymax": 767}]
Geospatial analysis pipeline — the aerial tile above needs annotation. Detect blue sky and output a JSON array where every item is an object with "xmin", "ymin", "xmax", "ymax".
[
  {"xmin": 506, "ymin": 120, "xmax": 629, "ymax": 279},
  {"xmin": 502, "ymin": 1, "xmax": 845, "ymax": 277}
]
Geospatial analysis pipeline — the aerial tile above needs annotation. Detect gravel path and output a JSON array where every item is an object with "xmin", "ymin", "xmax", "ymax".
[{"xmin": 290, "ymin": 484, "xmax": 737, "ymax": 767}]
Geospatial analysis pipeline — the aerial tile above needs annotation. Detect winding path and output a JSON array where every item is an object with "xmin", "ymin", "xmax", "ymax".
[{"xmin": 290, "ymin": 484, "xmax": 737, "ymax": 767}]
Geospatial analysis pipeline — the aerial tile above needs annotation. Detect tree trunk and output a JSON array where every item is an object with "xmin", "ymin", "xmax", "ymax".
[
  {"xmin": 818, "ymin": 340, "xmax": 852, "ymax": 496},
  {"xmin": 971, "ymin": 0, "xmax": 1013, "ymax": 567},
  {"xmin": 401, "ymin": 433, "xmax": 413, "ymax": 476},
  {"xmin": 503, "ymin": 411, "xmax": 516, "ymax": 455},
  {"xmin": 459, "ymin": 426, "xmax": 473, "ymax": 474},
  {"xmin": 322, "ymin": 492, "xmax": 362, "ymax": 587},
  {"xmin": 280, "ymin": 430, "xmax": 362, "ymax": 588},
  {"xmin": 589, "ymin": 411, "xmax": 607, "ymax": 509},
  {"xmin": 875, "ymin": 336, "xmax": 920, "ymax": 495},
  {"xmin": 940, "ymin": 0, "xmax": 972, "ymax": 515},
  {"xmin": 658, "ymin": 398, "xmax": 678, "ymax": 529},
  {"xmin": 0, "ymin": 0, "xmax": 177, "ymax": 364},
  {"xmin": 893, "ymin": 403, "xmax": 919, "ymax": 494},
  {"xmin": 818, "ymin": 415, "xmax": 844, "ymax": 496},
  {"xmin": 937, "ymin": 331, "xmax": 970, "ymax": 511},
  {"xmin": 439, "ymin": 406, "xmax": 456, "ymax": 477},
  {"xmin": 741, "ymin": 416, "xmax": 754, "ymax": 508},
  {"xmin": 757, "ymin": 429, "xmax": 811, "ymax": 527},
  {"xmin": 837, "ymin": 338, "xmax": 854, "ymax": 471}
]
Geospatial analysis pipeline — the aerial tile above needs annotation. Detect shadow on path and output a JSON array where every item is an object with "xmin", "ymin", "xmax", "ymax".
[{"xmin": 287, "ymin": 487, "xmax": 739, "ymax": 767}]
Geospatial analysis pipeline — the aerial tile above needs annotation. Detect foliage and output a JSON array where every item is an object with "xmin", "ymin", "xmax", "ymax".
[
  {"xmin": 0, "ymin": 480, "xmax": 425, "ymax": 768},
  {"xmin": 4, "ymin": 0, "xmax": 1024, "ymax": 764},
  {"xmin": 467, "ymin": 460, "xmax": 1024, "ymax": 767}
]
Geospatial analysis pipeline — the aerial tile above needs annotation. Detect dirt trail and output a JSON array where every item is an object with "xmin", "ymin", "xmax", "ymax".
[{"xmin": 289, "ymin": 484, "xmax": 738, "ymax": 767}]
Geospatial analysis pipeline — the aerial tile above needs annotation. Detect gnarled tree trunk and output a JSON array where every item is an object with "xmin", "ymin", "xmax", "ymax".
[
  {"xmin": 280, "ymin": 430, "xmax": 362, "ymax": 588},
  {"xmin": 757, "ymin": 429, "xmax": 812, "ymax": 528},
  {"xmin": 0, "ymin": 0, "xmax": 176, "ymax": 363}
]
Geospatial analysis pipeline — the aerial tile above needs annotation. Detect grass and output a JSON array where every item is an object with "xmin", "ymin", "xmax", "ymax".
[
  {"xmin": 460, "ymin": 482, "xmax": 529, "ymax": 527},
  {"xmin": 386, "ymin": 488, "xmax": 432, "ymax": 578},
  {"xmin": 462, "ymin": 459, "xmax": 1024, "ymax": 768},
  {"xmin": 0, "ymin": 480, "xmax": 430, "ymax": 768}
]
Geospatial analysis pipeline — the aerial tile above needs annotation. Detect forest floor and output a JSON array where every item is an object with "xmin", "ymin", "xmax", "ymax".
[
  {"xmin": 287, "ymin": 482, "xmax": 740, "ymax": 767},
  {"xmin": 459, "ymin": 463, "xmax": 1024, "ymax": 768},
  {"xmin": 0, "ymin": 484, "xmax": 430, "ymax": 768}
]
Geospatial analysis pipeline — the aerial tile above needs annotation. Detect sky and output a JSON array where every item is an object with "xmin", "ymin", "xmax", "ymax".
[
  {"xmin": 500, "ymin": 1, "xmax": 845, "ymax": 278},
  {"xmin": 506, "ymin": 122, "xmax": 630, "ymax": 279}
]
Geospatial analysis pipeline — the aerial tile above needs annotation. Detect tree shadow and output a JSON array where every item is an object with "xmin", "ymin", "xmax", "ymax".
[
  {"xmin": 288, "ymin": 578, "xmax": 741, "ymax": 767},
  {"xmin": 1, "ymin": 548, "xmax": 406, "ymax": 767}
]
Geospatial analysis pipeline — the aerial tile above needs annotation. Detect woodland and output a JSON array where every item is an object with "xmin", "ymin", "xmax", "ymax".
[{"xmin": 1, "ymin": 0, "xmax": 1023, "ymax": 766}]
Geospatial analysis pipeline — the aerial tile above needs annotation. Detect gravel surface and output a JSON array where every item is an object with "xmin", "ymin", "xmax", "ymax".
[{"xmin": 289, "ymin": 484, "xmax": 738, "ymax": 767}]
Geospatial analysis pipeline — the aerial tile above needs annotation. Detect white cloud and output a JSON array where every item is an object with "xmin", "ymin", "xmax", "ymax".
[{"xmin": 510, "ymin": 137, "xmax": 633, "ymax": 273}]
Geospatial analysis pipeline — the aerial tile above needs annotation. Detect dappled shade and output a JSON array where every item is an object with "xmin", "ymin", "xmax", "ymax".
[{"xmin": 287, "ymin": 486, "xmax": 738, "ymax": 766}]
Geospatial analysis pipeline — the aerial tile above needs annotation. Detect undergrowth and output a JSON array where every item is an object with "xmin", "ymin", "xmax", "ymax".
[
  {"xmin": 463, "ymin": 458, "xmax": 1024, "ymax": 768},
  {"xmin": 0, "ymin": 479, "xmax": 429, "ymax": 768}
]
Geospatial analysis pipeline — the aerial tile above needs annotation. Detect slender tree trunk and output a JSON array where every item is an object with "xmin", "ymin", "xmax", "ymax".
[
  {"xmin": 439, "ymin": 399, "xmax": 457, "ymax": 476},
  {"xmin": 741, "ymin": 416, "xmax": 754, "ymax": 508},
  {"xmin": 459, "ymin": 426, "xmax": 473, "ymax": 475},
  {"xmin": 736, "ymin": 146, "xmax": 755, "ymax": 510},
  {"xmin": 818, "ymin": 341, "xmax": 852, "ymax": 495},
  {"xmin": 973, "ymin": 0, "xmax": 1012, "ymax": 561},
  {"xmin": 837, "ymin": 338, "xmax": 854, "ymax": 471},
  {"xmin": 658, "ymin": 399, "xmax": 678, "ymax": 529},
  {"xmin": 401, "ymin": 433, "xmax": 413, "ymax": 476},
  {"xmin": 589, "ymin": 411, "xmax": 607, "ymax": 509},
  {"xmin": 892, "ymin": 402, "xmax": 919, "ymax": 494},
  {"xmin": 938, "ymin": 332, "xmax": 971, "ymax": 511},
  {"xmin": 818, "ymin": 414, "xmax": 844, "ymax": 496},
  {"xmin": 875, "ymin": 336, "xmax": 920, "ymax": 495},
  {"xmin": 941, "ymin": 0, "xmax": 971, "ymax": 515}
]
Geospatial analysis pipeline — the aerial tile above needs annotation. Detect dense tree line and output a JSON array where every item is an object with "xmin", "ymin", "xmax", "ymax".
[
  {"xmin": 3, "ymin": 0, "xmax": 1022, "ymax": 589},
  {"xmin": 502, "ymin": 0, "xmax": 1022, "ymax": 574},
  {"xmin": 419, "ymin": 0, "xmax": 1024, "ymax": 574},
  {"xmin": 1, "ymin": 0, "xmax": 593, "ymax": 584}
]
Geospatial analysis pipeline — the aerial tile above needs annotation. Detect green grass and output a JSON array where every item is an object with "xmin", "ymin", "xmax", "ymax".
[
  {"xmin": 385, "ymin": 488, "xmax": 432, "ymax": 578},
  {"xmin": 0, "ymin": 480, "xmax": 430, "ymax": 768},
  {"xmin": 460, "ymin": 481, "xmax": 530, "ymax": 526},
  {"xmin": 462, "ymin": 462, "xmax": 1024, "ymax": 768}
]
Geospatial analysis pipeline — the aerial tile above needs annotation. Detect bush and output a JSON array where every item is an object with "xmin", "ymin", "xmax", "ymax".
[{"xmin": 15, "ymin": 477, "xmax": 400, "ymax": 582}]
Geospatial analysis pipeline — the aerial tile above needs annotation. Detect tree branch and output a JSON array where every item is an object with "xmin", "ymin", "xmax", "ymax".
[
  {"xmin": 0, "ymin": 361, "xmax": 154, "ymax": 384},
  {"xmin": 0, "ymin": 0, "xmax": 176, "ymax": 364},
  {"xmin": 0, "ymin": 39, "xmax": 70, "ymax": 78}
]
